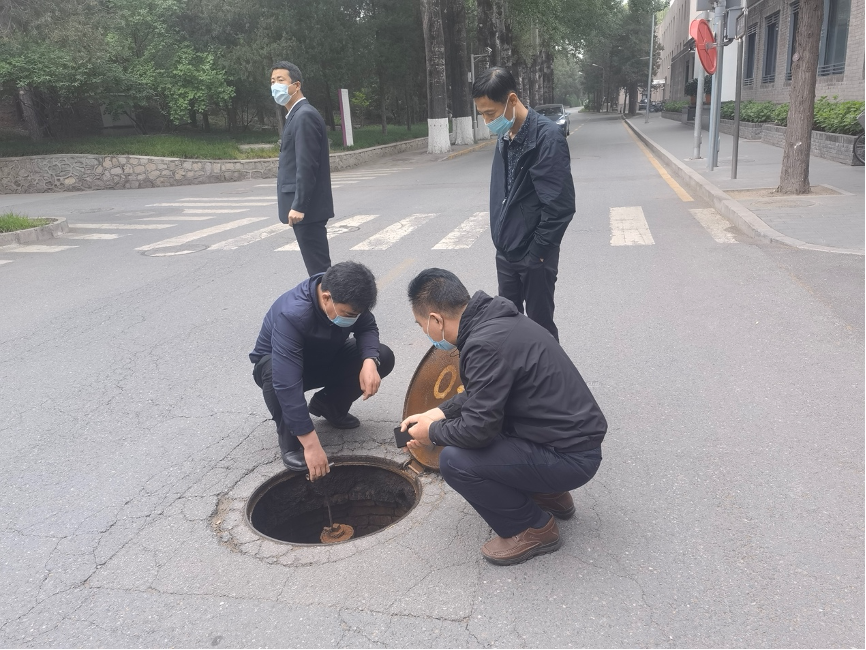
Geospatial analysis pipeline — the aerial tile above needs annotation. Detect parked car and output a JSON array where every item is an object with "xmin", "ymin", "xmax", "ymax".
[{"xmin": 535, "ymin": 104, "xmax": 570, "ymax": 136}]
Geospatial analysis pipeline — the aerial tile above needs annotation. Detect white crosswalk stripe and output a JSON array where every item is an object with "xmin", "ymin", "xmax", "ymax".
[
  {"xmin": 175, "ymin": 196, "xmax": 274, "ymax": 201},
  {"xmin": 610, "ymin": 206, "xmax": 654, "ymax": 246},
  {"xmin": 140, "ymin": 216, "xmax": 213, "ymax": 221},
  {"xmin": 181, "ymin": 209, "xmax": 249, "ymax": 214},
  {"xmin": 351, "ymin": 213, "xmax": 437, "ymax": 250},
  {"xmin": 433, "ymin": 212, "xmax": 489, "ymax": 249},
  {"xmin": 149, "ymin": 202, "xmax": 274, "ymax": 207},
  {"xmin": 0, "ymin": 260, "xmax": 12, "ymax": 265},
  {"xmin": 73, "ymin": 223, "xmax": 174, "ymax": 230},
  {"xmin": 4, "ymin": 245, "xmax": 78, "ymax": 253},
  {"xmin": 689, "ymin": 208, "xmax": 738, "ymax": 243},
  {"xmin": 62, "ymin": 233, "xmax": 124, "ymax": 240},
  {"xmin": 210, "ymin": 223, "xmax": 291, "ymax": 251},
  {"xmin": 276, "ymin": 215, "xmax": 379, "ymax": 251},
  {"xmin": 135, "ymin": 217, "xmax": 268, "ymax": 251}
]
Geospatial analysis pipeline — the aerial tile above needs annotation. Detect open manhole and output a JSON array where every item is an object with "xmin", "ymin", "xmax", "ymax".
[{"xmin": 246, "ymin": 457, "xmax": 420, "ymax": 545}]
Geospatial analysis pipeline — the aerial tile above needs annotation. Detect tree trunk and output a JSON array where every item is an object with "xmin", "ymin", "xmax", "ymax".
[
  {"xmin": 543, "ymin": 48, "xmax": 554, "ymax": 104},
  {"xmin": 422, "ymin": 0, "xmax": 450, "ymax": 153},
  {"xmin": 380, "ymin": 71, "xmax": 388, "ymax": 134},
  {"xmin": 778, "ymin": 0, "xmax": 822, "ymax": 194},
  {"xmin": 322, "ymin": 81, "xmax": 336, "ymax": 131},
  {"xmin": 476, "ymin": 0, "xmax": 496, "ymax": 58},
  {"xmin": 17, "ymin": 87, "xmax": 43, "ymax": 142},
  {"xmin": 202, "ymin": 111, "xmax": 211, "ymax": 132},
  {"xmin": 628, "ymin": 81, "xmax": 639, "ymax": 114},
  {"xmin": 405, "ymin": 86, "xmax": 412, "ymax": 131},
  {"xmin": 446, "ymin": 0, "xmax": 472, "ymax": 143}
]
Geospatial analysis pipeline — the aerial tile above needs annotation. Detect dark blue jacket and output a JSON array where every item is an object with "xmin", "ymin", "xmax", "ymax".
[
  {"xmin": 277, "ymin": 100, "xmax": 334, "ymax": 225},
  {"xmin": 489, "ymin": 108, "xmax": 575, "ymax": 262},
  {"xmin": 250, "ymin": 275, "xmax": 380, "ymax": 437},
  {"xmin": 429, "ymin": 291, "xmax": 606, "ymax": 453}
]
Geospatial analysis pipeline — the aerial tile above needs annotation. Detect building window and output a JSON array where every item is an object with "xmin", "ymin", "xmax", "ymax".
[
  {"xmin": 786, "ymin": 2, "xmax": 799, "ymax": 81},
  {"xmin": 744, "ymin": 24, "xmax": 757, "ymax": 85},
  {"xmin": 818, "ymin": 0, "xmax": 850, "ymax": 75},
  {"xmin": 762, "ymin": 13, "xmax": 780, "ymax": 83}
]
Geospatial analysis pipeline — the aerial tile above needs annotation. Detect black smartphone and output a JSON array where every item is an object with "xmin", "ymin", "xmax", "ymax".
[{"xmin": 394, "ymin": 426, "xmax": 412, "ymax": 448}]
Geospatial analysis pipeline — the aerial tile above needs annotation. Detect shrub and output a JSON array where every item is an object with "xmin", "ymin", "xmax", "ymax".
[
  {"xmin": 773, "ymin": 103, "xmax": 789, "ymax": 126},
  {"xmin": 0, "ymin": 213, "xmax": 52, "ymax": 233},
  {"xmin": 663, "ymin": 100, "xmax": 687, "ymax": 112},
  {"xmin": 703, "ymin": 74, "xmax": 713, "ymax": 95},
  {"xmin": 720, "ymin": 101, "xmax": 734, "ymax": 119},
  {"xmin": 684, "ymin": 78, "xmax": 698, "ymax": 97},
  {"xmin": 740, "ymin": 101, "xmax": 777, "ymax": 123},
  {"xmin": 812, "ymin": 96, "xmax": 865, "ymax": 135}
]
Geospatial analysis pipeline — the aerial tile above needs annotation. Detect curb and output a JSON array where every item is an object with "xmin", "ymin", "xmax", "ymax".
[
  {"xmin": 441, "ymin": 139, "xmax": 496, "ymax": 161},
  {"xmin": 0, "ymin": 217, "xmax": 68, "ymax": 246},
  {"xmin": 622, "ymin": 117, "xmax": 864, "ymax": 256}
]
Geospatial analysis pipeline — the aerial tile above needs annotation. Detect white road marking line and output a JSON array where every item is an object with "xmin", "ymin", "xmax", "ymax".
[
  {"xmin": 135, "ymin": 217, "xmax": 268, "ymax": 251},
  {"xmin": 182, "ymin": 209, "xmax": 249, "ymax": 214},
  {"xmin": 351, "ymin": 214, "xmax": 437, "ymax": 250},
  {"xmin": 140, "ymin": 216, "xmax": 213, "ymax": 221},
  {"xmin": 209, "ymin": 223, "xmax": 291, "ymax": 250},
  {"xmin": 147, "ymin": 250, "xmax": 199, "ymax": 257},
  {"xmin": 330, "ymin": 176, "xmax": 376, "ymax": 180},
  {"xmin": 62, "ymin": 233, "xmax": 124, "ymax": 240},
  {"xmin": 175, "ymin": 196, "xmax": 274, "ymax": 201},
  {"xmin": 610, "ymin": 206, "xmax": 655, "ymax": 246},
  {"xmin": 689, "ymin": 208, "xmax": 738, "ymax": 243},
  {"xmin": 432, "ymin": 212, "xmax": 489, "ymax": 249},
  {"xmin": 255, "ymin": 183, "xmax": 277, "ymax": 187},
  {"xmin": 148, "ymin": 202, "xmax": 274, "ymax": 207},
  {"xmin": 5, "ymin": 245, "xmax": 78, "ymax": 253},
  {"xmin": 276, "ymin": 215, "xmax": 379, "ymax": 251},
  {"xmin": 0, "ymin": 260, "xmax": 12, "ymax": 265},
  {"xmin": 329, "ymin": 180, "xmax": 360, "ymax": 184},
  {"xmin": 73, "ymin": 223, "xmax": 175, "ymax": 229}
]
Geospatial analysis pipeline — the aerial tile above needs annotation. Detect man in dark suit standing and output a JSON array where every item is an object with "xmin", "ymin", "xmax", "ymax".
[{"xmin": 271, "ymin": 61, "xmax": 334, "ymax": 275}]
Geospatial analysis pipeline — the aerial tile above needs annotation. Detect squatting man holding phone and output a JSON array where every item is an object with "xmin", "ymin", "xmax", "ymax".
[
  {"xmin": 250, "ymin": 262, "xmax": 395, "ymax": 479},
  {"xmin": 400, "ymin": 269, "xmax": 607, "ymax": 566}
]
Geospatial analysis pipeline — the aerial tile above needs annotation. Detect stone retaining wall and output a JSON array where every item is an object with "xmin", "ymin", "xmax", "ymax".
[
  {"xmin": 0, "ymin": 137, "xmax": 428, "ymax": 194},
  {"xmin": 661, "ymin": 111, "xmax": 862, "ymax": 165}
]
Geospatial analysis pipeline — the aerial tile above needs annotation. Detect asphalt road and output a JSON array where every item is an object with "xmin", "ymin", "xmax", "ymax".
[{"xmin": 0, "ymin": 111, "xmax": 863, "ymax": 648}]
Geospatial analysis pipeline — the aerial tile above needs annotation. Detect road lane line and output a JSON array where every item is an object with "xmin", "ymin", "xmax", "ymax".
[
  {"xmin": 378, "ymin": 257, "xmax": 415, "ymax": 289},
  {"xmin": 622, "ymin": 123, "xmax": 693, "ymax": 202},
  {"xmin": 0, "ymin": 260, "xmax": 11, "ymax": 265},
  {"xmin": 135, "ymin": 217, "xmax": 268, "ymax": 251},
  {"xmin": 73, "ymin": 223, "xmax": 175, "ymax": 229},
  {"xmin": 610, "ymin": 206, "xmax": 655, "ymax": 246},
  {"xmin": 351, "ymin": 214, "xmax": 437, "ymax": 250},
  {"xmin": 689, "ymin": 208, "xmax": 738, "ymax": 243},
  {"xmin": 175, "ymin": 197, "xmax": 274, "ymax": 201},
  {"xmin": 140, "ymin": 216, "xmax": 213, "ymax": 221},
  {"xmin": 5, "ymin": 245, "xmax": 79, "ymax": 252},
  {"xmin": 181, "ymin": 209, "xmax": 249, "ymax": 214},
  {"xmin": 276, "ymin": 215, "xmax": 379, "ymax": 251},
  {"xmin": 432, "ymin": 212, "xmax": 489, "ymax": 249},
  {"xmin": 62, "ymin": 234, "xmax": 124, "ymax": 240},
  {"xmin": 209, "ymin": 223, "xmax": 291, "ymax": 250},
  {"xmin": 149, "ymin": 202, "xmax": 274, "ymax": 207}
]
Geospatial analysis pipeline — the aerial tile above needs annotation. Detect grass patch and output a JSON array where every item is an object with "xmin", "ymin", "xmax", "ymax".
[
  {"xmin": 0, "ymin": 123, "xmax": 428, "ymax": 159},
  {"xmin": 0, "ymin": 213, "xmax": 52, "ymax": 233}
]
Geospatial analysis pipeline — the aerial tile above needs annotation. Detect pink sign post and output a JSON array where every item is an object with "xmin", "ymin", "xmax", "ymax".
[{"xmin": 338, "ymin": 89, "xmax": 353, "ymax": 147}]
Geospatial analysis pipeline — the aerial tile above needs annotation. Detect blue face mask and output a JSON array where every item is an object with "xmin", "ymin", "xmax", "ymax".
[
  {"xmin": 326, "ymin": 297, "xmax": 359, "ymax": 328},
  {"xmin": 486, "ymin": 101, "xmax": 515, "ymax": 137},
  {"xmin": 271, "ymin": 82, "xmax": 298, "ymax": 106},
  {"xmin": 426, "ymin": 315, "xmax": 456, "ymax": 351}
]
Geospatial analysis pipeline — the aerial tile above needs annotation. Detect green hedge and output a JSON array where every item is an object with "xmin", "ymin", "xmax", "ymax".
[
  {"xmin": 663, "ymin": 100, "xmax": 688, "ymax": 112},
  {"xmin": 718, "ymin": 97, "xmax": 864, "ymax": 134}
]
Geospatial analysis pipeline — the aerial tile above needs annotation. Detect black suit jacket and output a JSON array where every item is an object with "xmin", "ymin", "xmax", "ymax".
[{"xmin": 277, "ymin": 100, "xmax": 334, "ymax": 225}]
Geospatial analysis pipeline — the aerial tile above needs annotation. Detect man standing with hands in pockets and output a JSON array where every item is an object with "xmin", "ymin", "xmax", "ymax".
[{"xmin": 271, "ymin": 61, "xmax": 334, "ymax": 275}]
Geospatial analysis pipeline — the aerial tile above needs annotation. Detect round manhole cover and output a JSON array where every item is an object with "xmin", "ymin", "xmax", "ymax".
[
  {"xmin": 246, "ymin": 457, "xmax": 420, "ymax": 545},
  {"xmin": 141, "ymin": 244, "xmax": 208, "ymax": 257}
]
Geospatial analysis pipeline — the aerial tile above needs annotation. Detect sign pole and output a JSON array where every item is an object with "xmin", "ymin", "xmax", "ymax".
[
  {"xmin": 706, "ymin": 0, "xmax": 725, "ymax": 171},
  {"xmin": 339, "ymin": 89, "xmax": 353, "ymax": 148},
  {"xmin": 712, "ymin": 0, "xmax": 726, "ymax": 167},
  {"xmin": 693, "ymin": 11, "xmax": 709, "ymax": 158},
  {"xmin": 731, "ymin": 34, "xmax": 744, "ymax": 178}
]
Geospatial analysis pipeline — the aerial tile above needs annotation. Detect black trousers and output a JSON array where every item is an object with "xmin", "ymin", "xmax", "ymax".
[
  {"xmin": 439, "ymin": 436, "xmax": 601, "ymax": 538},
  {"xmin": 495, "ymin": 247, "xmax": 560, "ymax": 341},
  {"xmin": 252, "ymin": 340, "xmax": 395, "ymax": 451},
  {"xmin": 293, "ymin": 220, "xmax": 331, "ymax": 276}
]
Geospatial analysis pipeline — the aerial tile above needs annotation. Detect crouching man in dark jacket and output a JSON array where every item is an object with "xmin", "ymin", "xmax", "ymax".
[{"xmin": 400, "ymin": 268, "xmax": 606, "ymax": 565}]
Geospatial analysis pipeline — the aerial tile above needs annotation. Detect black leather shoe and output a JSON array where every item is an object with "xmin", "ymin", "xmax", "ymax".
[
  {"xmin": 281, "ymin": 449, "xmax": 307, "ymax": 472},
  {"xmin": 309, "ymin": 394, "xmax": 360, "ymax": 429}
]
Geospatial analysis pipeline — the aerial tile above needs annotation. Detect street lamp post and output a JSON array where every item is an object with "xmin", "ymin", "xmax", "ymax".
[
  {"xmin": 470, "ymin": 48, "xmax": 492, "ymax": 141},
  {"xmin": 591, "ymin": 63, "xmax": 605, "ymax": 112}
]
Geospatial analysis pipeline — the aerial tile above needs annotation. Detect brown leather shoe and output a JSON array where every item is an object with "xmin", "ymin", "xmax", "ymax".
[
  {"xmin": 532, "ymin": 491, "xmax": 575, "ymax": 520},
  {"xmin": 481, "ymin": 516, "xmax": 561, "ymax": 566}
]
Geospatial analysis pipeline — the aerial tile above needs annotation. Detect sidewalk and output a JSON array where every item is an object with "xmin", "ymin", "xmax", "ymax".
[{"xmin": 625, "ymin": 115, "xmax": 865, "ymax": 254}]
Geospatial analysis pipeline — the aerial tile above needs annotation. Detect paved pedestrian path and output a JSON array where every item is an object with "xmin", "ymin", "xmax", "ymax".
[{"xmin": 628, "ymin": 116, "xmax": 865, "ymax": 253}]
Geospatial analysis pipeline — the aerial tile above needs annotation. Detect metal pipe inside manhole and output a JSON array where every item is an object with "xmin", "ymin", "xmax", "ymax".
[{"xmin": 245, "ymin": 457, "xmax": 420, "ymax": 545}]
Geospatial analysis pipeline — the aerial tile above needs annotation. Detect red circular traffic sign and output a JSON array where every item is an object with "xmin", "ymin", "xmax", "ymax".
[{"xmin": 690, "ymin": 19, "xmax": 717, "ymax": 74}]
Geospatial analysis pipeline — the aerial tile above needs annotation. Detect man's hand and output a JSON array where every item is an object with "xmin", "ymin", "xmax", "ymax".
[
  {"xmin": 298, "ymin": 430, "xmax": 329, "ymax": 480},
  {"xmin": 359, "ymin": 358, "xmax": 381, "ymax": 400},
  {"xmin": 288, "ymin": 209, "xmax": 305, "ymax": 226},
  {"xmin": 400, "ymin": 408, "xmax": 445, "ymax": 449}
]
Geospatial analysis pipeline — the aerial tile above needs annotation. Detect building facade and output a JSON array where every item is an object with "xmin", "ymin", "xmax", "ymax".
[{"xmin": 657, "ymin": 0, "xmax": 864, "ymax": 104}]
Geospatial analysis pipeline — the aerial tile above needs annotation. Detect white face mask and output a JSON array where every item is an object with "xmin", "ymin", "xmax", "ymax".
[{"xmin": 271, "ymin": 82, "xmax": 299, "ymax": 106}]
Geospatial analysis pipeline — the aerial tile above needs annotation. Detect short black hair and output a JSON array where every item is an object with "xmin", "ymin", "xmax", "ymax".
[
  {"xmin": 472, "ymin": 66, "xmax": 517, "ymax": 104},
  {"xmin": 321, "ymin": 261, "xmax": 377, "ymax": 312},
  {"xmin": 408, "ymin": 268, "xmax": 470, "ymax": 316},
  {"xmin": 271, "ymin": 61, "xmax": 303, "ymax": 85}
]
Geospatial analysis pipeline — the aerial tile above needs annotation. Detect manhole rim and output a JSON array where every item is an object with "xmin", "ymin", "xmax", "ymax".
[{"xmin": 244, "ymin": 455, "xmax": 422, "ymax": 547}]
